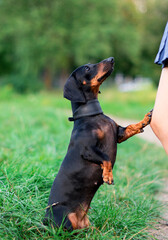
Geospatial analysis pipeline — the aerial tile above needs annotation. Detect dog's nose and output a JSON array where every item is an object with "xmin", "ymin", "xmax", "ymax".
[{"xmin": 107, "ymin": 57, "xmax": 114, "ymax": 63}]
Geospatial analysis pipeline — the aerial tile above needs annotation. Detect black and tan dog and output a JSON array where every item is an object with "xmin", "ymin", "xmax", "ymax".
[{"xmin": 44, "ymin": 57, "xmax": 152, "ymax": 230}]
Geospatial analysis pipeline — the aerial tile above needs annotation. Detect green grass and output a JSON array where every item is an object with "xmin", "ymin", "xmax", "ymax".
[{"xmin": 0, "ymin": 87, "xmax": 167, "ymax": 239}]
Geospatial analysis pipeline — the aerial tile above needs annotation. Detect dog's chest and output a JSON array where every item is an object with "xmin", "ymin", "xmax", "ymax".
[
  {"xmin": 97, "ymin": 117, "xmax": 117, "ymax": 140},
  {"xmin": 96, "ymin": 118, "xmax": 117, "ymax": 162}
]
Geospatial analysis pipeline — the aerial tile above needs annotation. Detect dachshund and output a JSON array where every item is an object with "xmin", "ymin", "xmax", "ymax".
[{"xmin": 44, "ymin": 57, "xmax": 152, "ymax": 230}]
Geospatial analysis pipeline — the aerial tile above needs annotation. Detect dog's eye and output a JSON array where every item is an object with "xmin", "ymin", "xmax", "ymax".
[{"xmin": 85, "ymin": 66, "xmax": 90, "ymax": 72}]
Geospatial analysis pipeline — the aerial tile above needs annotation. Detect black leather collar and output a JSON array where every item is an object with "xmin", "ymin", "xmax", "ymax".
[{"xmin": 68, "ymin": 99, "xmax": 103, "ymax": 121}]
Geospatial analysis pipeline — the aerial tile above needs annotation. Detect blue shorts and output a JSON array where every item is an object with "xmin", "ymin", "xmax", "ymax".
[{"xmin": 155, "ymin": 22, "xmax": 168, "ymax": 67}]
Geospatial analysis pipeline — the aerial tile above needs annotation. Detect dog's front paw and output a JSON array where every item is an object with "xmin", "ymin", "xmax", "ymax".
[
  {"xmin": 141, "ymin": 109, "xmax": 153, "ymax": 129},
  {"xmin": 103, "ymin": 170, "xmax": 114, "ymax": 185},
  {"xmin": 101, "ymin": 161, "xmax": 114, "ymax": 185}
]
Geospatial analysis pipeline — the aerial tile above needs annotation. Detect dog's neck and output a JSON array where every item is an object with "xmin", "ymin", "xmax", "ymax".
[
  {"xmin": 69, "ymin": 99, "xmax": 103, "ymax": 121},
  {"xmin": 71, "ymin": 102, "xmax": 82, "ymax": 113}
]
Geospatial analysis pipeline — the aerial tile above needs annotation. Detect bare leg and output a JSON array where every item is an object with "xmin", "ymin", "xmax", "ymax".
[
  {"xmin": 117, "ymin": 110, "xmax": 152, "ymax": 143},
  {"xmin": 150, "ymin": 67, "xmax": 168, "ymax": 155}
]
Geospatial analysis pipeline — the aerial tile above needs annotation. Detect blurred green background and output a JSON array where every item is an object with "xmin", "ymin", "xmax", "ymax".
[{"xmin": 0, "ymin": 0, "xmax": 167, "ymax": 93}]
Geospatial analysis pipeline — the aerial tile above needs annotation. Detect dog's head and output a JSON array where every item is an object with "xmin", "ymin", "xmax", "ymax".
[{"xmin": 64, "ymin": 57, "xmax": 114, "ymax": 102}]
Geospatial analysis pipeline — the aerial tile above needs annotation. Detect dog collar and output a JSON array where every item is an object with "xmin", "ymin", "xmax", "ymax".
[{"xmin": 68, "ymin": 99, "xmax": 103, "ymax": 121}]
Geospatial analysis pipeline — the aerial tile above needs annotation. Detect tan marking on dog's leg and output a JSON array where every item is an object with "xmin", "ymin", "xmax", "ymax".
[
  {"xmin": 68, "ymin": 212, "xmax": 78, "ymax": 230},
  {"xmin": 83, "ymin": 215, "xmax": 90, "ymax": 228},
  {"xmin": 118, "ymin": 110, "xmax": 153, "ymax": 143},
  {"xmin": 68, "ymin": 203, "xmax": 91, "ymax": 230},
  {"xmin": 101, "ymin": 161, "xmax": 113, "ymax": 185}
]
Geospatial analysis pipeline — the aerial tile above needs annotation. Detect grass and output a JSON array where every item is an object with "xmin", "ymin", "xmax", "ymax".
[{"xmin": 0, "ymin": 86, "xmax": 167, "ymax": 239}]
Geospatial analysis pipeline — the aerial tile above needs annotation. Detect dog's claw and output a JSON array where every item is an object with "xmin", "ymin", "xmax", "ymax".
[
  {"xmin": 103, "ymin": 178, "xmax": 114, "ymax": 185},
  {"xmin": 141, "ymin": 109, "xmax": 153, "ymax": 128},
  {"xmin": 139, "ymin": 110, "xmax": 153, "ymax": 133},
  {"xmin": 148, "ymin": 109, "xmax": 153, "ymax": 119}
]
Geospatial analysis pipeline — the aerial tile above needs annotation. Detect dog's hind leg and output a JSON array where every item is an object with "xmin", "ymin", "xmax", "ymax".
[
  {"xmin": 43, "ymin": 205, "xmax": 73, "ymax": 231},
  {"xmin": 80, "ymin": 145, "xmax": 114, "ymax": 185},
  {"xmin": 117, "ymin": 110, "xmax": 153, "ymax": 143}
]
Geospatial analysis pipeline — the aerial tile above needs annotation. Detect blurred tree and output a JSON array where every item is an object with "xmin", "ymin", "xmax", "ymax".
[
  {"xmin": 0, "ymin": 0, "xmax": 167, "ymax": 91},
  {"xmin": 140, "ymin": 0, "xmax": 168, "ymax": 85},
  {"xmin": 113, "ymin": 0, "xmax": 142, "ymax": 76}
]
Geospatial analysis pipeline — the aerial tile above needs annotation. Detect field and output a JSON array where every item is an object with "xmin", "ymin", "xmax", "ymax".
[{"xmin": 0, "ymin": 86, "xmax": 167, "ymax": 239}]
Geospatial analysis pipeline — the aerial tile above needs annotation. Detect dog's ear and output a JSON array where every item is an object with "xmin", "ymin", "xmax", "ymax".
[{"xmin": 63, "ymin": 75, "xmax": 86, "ymax": 102}]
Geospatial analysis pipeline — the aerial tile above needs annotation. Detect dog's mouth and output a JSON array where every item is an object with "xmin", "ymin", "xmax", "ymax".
[
  {"xmin": 97, "ymin": 61, "xmax": 114, "ymax": 83},
  {"xmin": 97, "ymin": 67, "xmax": 114, "ymax": 83},
  {"xmin": 90, "ymin": 58, "xmax": 114, "ymax": 95}
]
